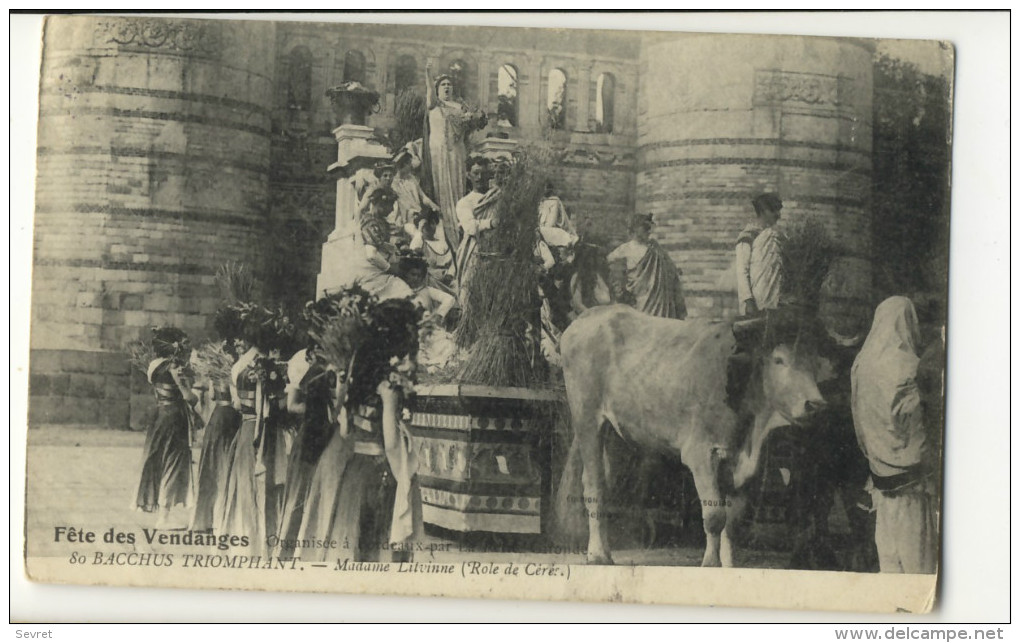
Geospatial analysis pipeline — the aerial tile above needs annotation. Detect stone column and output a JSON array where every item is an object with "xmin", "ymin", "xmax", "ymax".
[
  {"xmin": 30, "ymin": 15, "xmax": 274, "ymax": 428},
  {"xmin": 636, "ymin": 34, "xmax": 874, "ymax": 319},
  {"xmin": 316, "ymin": 125, "xmax": 391, "ymax": 297},
  {"xmin": 518, "ymin": 56, "xmax": 542, "ymax": 137},
  {"xmin": 477, "ymin": 58, "xmax": 492, "ymax": 114},
  {"xmin": 576, "ymin": 64, "xmax": 593, "ymax": 133}
]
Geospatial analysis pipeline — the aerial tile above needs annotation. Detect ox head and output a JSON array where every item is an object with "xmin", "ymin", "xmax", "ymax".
[
  {"xmin": 744, "ymin": 310, "xmax": 828, "ymax": 427},
  {"xmin": 759, "ymin": 342, "xmax": 827, "ymax": 426}
]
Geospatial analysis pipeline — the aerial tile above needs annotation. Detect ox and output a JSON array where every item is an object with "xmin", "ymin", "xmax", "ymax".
[{"xmin": 557, "ymin": 305, "xmax": 826, "ymax": 566}]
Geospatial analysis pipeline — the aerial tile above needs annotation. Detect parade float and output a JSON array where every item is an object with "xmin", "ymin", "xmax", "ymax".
[
  {"xmin": 315, "ymin": 76, "xmax": 564, "ymax": 537},
  {"xmin": 411, "ymin": 151, "xmax": 563, "ymax": 536}
]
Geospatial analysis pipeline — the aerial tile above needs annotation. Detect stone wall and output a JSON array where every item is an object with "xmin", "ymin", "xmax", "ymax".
[
  {"xmin": 269, "ymin": 21, "xmax": 642, "ymax": 260},
  {"xmin": 637, "ymin": 33, "xmax": 874, "ymax": 318},
  {"xmin": 30, "ymin": 16, "xmax": 276, "ymax": 428}
]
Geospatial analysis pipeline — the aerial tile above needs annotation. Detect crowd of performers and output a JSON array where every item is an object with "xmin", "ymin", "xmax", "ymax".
[
  {"xmin": 730, "ymin": 194, "xmax": 943, "ymax": 574},
  {"xmin": 334, "ymin": 59, "xmax": 691, "ymax": 365},
  {"xmin": 132, "ymin": 139, "xmax": 942, "ymax": 572},
  {"xmin": 136, "ymin": 292, "xmax": 425, "ymax": 562},
  {"xmin": 344, "ymin": 154, "xmax": 690, "ymax": 371}
]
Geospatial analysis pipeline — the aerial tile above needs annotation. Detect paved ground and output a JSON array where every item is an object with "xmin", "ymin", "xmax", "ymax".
[{"xmin": 24, "ymin": 425, "xmax": 788, "ymax": 568}]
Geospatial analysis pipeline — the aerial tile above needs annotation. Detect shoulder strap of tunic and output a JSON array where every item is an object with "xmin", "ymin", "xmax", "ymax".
[{"xmin": 736, "ymin": 224, "xmax": 764, "ymax": 246}]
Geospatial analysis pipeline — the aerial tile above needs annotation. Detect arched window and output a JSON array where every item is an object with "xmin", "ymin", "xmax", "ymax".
[
  {"xmin": 496, "ymin": 64, "xmax": 518, "ymax": 127},
  {"xmin": 595, "ymin": 72, "xmax": 616, "ymax": 134},
  {"xmin": 448, "ymin": 58, "xmax": 474, "ymax": 103},
  {"xmin": 343, "ymin": 50, "xmax": 366, "ymax": 84},
  {"xmin": 394, "ymin": 55, "xmax": 417, "ymax": 94},
  {"xmin": 286, "ymin": 46, "xmax": 312, "ymax": 111},
  {"xmin": 547, "ymin": 68, "xmax": 567, "ymax": 130}
]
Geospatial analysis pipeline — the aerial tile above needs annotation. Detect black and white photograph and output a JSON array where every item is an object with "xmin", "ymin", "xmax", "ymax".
[{"xmin": 13, "ymin": 10, "xmax": 1001, "ymax": 621}]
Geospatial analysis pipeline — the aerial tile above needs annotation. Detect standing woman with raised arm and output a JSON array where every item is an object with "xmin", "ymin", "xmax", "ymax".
[{"xmin": 424, "ymin": 59, "xmax": 487, "ymax": 249}]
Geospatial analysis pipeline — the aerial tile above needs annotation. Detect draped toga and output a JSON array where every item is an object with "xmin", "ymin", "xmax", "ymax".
[{"xmin": 607, "ymin": 239, "xmax": 687, "ymax": 320}]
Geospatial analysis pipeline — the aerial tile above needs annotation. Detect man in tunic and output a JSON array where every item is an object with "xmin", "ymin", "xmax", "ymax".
[
  {"xmin": 727, "ymin": 193, "xmax": 786, "ymax": 410},
  {"xmin": 735, "ymin": 193, "xmax": 785, "ymax": 316},
  {"xmin": 606, "ymin": 213, "xmax": 687, "ymax": 319},
  {"xmin": 454, "ymin": 156, "xmax": 500, "ymax": 302}
]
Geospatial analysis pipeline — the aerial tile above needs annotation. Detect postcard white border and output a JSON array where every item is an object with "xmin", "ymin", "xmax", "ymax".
[{"xmin": 9, "ymin": 9, "xmax": 1012, "ymax": 624}]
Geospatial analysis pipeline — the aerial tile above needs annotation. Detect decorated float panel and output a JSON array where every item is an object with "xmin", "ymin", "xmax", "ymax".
[{"xmin": 410, "ymin": 384, "xmax": 561, "ymax": 534}]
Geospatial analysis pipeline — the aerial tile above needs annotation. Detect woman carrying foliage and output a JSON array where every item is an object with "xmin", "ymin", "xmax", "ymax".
[
  {"xmin": 220, "ymin": 305, "xmax": 293, "ymax": 555},
  {"xmin": 136, "ymin": 326, "xmax": 197, "ymax": 528},
  {"xmin": 275, "ymin": 302, "xmax": 343, "ymax": 558},
  {"xmin": 189, "ymin": 309, "xmax": 244, "ymax": 533},
  {"xmin": 297, "ymin": 292, "xmax": 422, "ymax": 563}
]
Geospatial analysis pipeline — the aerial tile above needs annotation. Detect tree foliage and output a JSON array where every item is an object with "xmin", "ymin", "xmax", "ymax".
[{"xmin": 872, "ymin": 54, "xmax": 952, "ymax": 298}]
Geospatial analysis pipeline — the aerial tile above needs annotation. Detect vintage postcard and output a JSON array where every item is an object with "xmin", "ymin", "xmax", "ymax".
[{"xmin": 22, "ymin": 12, "xmax": 954, "ymax": 614}]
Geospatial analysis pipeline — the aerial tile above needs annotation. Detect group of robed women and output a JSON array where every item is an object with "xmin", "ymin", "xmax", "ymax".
[{"xmin": 135, "ymin": 292, "xmax": 424, "ymax": 562}]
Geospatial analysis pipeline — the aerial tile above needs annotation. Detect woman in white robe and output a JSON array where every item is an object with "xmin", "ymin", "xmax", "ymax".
[{"xmin": 851, "ymin": 296, "xmax": 938, "ymax": 574}]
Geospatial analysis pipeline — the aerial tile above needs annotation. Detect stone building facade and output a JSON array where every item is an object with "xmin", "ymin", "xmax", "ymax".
[{"xmin": 29, "ymin": 16, "xmax": 875, "ymax": 428}]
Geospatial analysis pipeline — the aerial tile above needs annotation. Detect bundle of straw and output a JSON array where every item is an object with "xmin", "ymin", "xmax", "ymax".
[
  {"xmin": 455, "ymin": 151, "xmax": 547, "ymax": 387},
  {"xmin": 308, "ymin": 314, "xmax": 368, "ymax": 377},
  {"xmin": 216, "ymin": 261, "xmax": 258, "ymax": 304},
  {"xmin": 125, "ymin": 338, "xmax": 156, "ymax": 377},
  {"xmin": 781, "ymin": 217, "xmax": 844, "ymax": 311},
  {"xmin": 191, "ymin": 341, "xmax": 235, "ymax": 384},
  {"xmin": 391, "ymin": 89, "xmax": 426, "ymax": 153}
]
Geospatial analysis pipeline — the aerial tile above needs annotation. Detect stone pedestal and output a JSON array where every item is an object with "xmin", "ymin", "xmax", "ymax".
[
  {"xmin": 315, "ymin": 124, "xmax": 392, "ymax": 298},
  {"xmin": 476, "ymin": 135, "xmax": 519, "ymax": 163}
]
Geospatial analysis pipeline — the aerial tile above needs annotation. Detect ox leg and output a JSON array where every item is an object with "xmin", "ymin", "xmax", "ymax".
[
  {"xmin": 690, "ymin": 458, "xmax": 726, "ymax": 567},
  {"xmin": 579, "ymin": 421, "xmax": 613, "ymax": 565},
  {"xmin": 720, "ymin": 494, "xmax": 748, "ymax": 568}
]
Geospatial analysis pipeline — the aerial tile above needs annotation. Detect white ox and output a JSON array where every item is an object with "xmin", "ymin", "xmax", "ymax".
[{"xmin": 557, "ymin": 305, "xmax": 826, "ymax": 566}]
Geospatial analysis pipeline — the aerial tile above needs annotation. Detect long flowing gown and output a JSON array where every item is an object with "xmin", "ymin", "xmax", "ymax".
[
  {"xmin": 190, "ymin": 380, "xmax": 240, "ymax": 532},
  {"xmin": 428, "ymin": 100, "xmax": 484, "ymax": 248},
  {"xmin": 275, "ymin": 362, "xmax": 335, "ymax": 558},
  {"xmin": 220, "ymin": 359, "xmax": 283, "ymax": 555},
  {"xmin": 135, "ymin": 359, "xmax": 193, "ymax": 512},
  {"xmin": 295, "ymin": 386, "xmax": 421, "ymax": 563}
]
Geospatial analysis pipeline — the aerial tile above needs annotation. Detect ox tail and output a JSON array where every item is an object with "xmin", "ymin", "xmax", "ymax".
[{"xmin": 554, "ymin": 432, "xmax": 587, "ymax": 543}]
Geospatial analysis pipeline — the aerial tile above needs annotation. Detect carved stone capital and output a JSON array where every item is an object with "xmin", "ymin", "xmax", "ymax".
[
  {"xmin": 754, "ymin": 70, "xmax": 840, "ymax": 107},
  {"xmin": 100, "ymin": 18, "xmax": 225, "ymax": 57}
]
